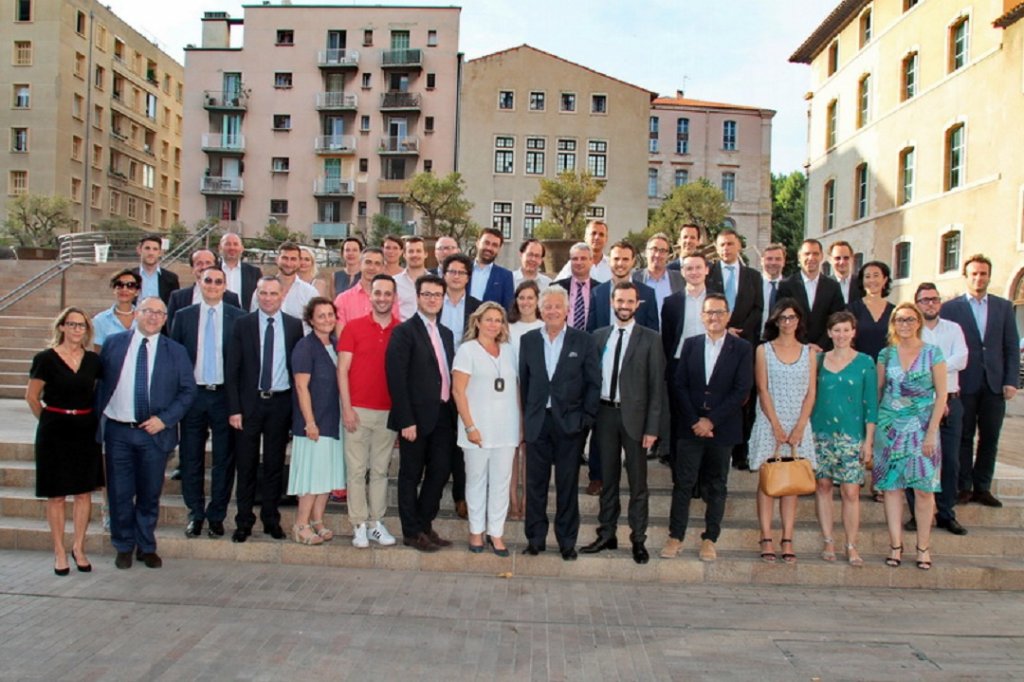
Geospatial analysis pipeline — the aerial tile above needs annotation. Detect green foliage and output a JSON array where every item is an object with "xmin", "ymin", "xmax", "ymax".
[
  {"xmin": 367, "ymin": 213, "xmax": 403, "ymax": 247},
  {"xmin": 1, "ymin": 194, "xmax": 74, "ymax": 247},
  {"xmin": 649, "ymin": 178, "xmax": 730, "ymax": 244},
  {"xmin": 770, "ymin": 171, "xmax": 806, "ymax": 276},
  {"xmin": 533, "ymin": 171, "xmax": 604, "ymax": 241},
  {"xmin": 401, "ymin": 172, "xmax": 480, "ymax": 246}
]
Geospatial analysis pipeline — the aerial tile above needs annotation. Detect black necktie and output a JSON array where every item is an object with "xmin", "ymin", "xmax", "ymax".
[
  {"xmin": 134, "ymin": 338, "xmax": 150, "ymax": 423},
  {"xmin": 769, "ymin": 281, "xmax": 778, "ymax": 310},
  {"xmin": 260, "ymin": 317, "xmax": 274, "ymax": 392},
  {"xmin": 608, "ymin": 328, "xmax": 625, "ymax": 402}
]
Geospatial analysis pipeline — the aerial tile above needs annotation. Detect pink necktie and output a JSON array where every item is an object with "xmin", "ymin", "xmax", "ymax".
[{"xmin": 427, "ymin": 321, "xmax": 450, "ymax": 401}]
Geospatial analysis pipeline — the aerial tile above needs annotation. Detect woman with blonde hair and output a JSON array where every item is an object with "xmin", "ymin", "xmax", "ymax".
[{"xmin": 298, "ymin": 246, "xmax": 330, "ymax": 297}]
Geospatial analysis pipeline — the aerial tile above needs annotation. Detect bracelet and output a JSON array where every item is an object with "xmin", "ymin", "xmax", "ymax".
[{"xmin": 465, "ymin": 425, "xmax": 477, "ymax": 434}]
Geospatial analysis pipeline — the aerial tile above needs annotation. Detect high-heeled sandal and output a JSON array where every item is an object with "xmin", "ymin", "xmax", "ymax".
[
  {"xmin": 846, "ymin": 543, "xmax": 863, "ymax": 567},
  {"xmin": 292, "ymin": 524, "xmax": 324, "ymax": 545},
  {"xmin": 71, "ymin": 548, "xmax": 92, "ymax": 572},
  {"xmin": 820, "ymin": 537, "xmax": 836, "ymax": 562},
  {"xmin": 915, "ymin": 545, "xmax": 932, "ymax": 570},
  {"xmin": 310, "ymin": 519, "xmax": 334, "ymax": 541},
  {"xmin": 759, "ymin": 538, "xmax": 776, "ymax": 563},
  {"xmin": 885, "ymin": 544, "xmax": 903, "ymax": 567},
  {"xmin": 781, "ymin": 538, "xmax": 796, "ymax": 564}
]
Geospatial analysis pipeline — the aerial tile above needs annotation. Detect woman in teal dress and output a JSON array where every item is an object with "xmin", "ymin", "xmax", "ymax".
[
  {"xmin": 874, "ymin": 302, "xmax": 947, "ymax": 571},
  {"xmin": 812, "ymin": 311, "xmax": 878, "ymax": 567}
]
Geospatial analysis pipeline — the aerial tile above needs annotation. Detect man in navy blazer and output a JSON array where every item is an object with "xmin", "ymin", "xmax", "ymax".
[
  {"xmin": 219, "ymin": 232, "xmax": 263, "ymax": 310},
  {"xmin": 165, "ymin": 249, "xmax": 242, "ymax": 331},
  {"xmin": 662, "ymin": 293, "xmax": 753, "ymax": 562},
  {"xmin": 170, "ymin": 264, "xmax": 246, "ymax": 539},
  {"xmin": 97, "ymin": 297, "xmax": 197, "ymax": 569},
  {"xmin": 132, "ymin": 234, "xmax": 180, "ymax": 305},
  {"xmin": 587, "ymin": 241, "xmax": 659, "ymax": 333},
  {"xmin": 519, "ymin": 285, "xmax": 601, "ymax": 561},
  {"xmin": 940, "ymin": 255, "xmax": 1020, "ymax": 507},
  {"xmin": 468, "ymin": 227, "xmax": 514, "ymax": 309},
  {"xmin": 777, "ymin": 239, "xmax": 845, "ymax": 350}
]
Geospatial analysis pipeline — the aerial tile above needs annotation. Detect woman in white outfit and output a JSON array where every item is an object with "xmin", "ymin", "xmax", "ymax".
[{"xmin": 451, "ymin": 302, "xmax": 521, "ymax": 556}]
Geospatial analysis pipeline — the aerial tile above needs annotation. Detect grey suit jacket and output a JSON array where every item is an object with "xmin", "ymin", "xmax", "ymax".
[
  {"xmin": 632, "ymin": 268, "xmax": 684, "ymax": 294},
  {"xmin": 593, "ymin": 324, "xmax": 665, "ymax": 441}
]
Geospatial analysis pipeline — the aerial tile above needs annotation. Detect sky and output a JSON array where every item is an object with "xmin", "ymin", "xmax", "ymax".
[{"xmin": 103, "ymin": 0, "xmax": 835, "ymax": 174}]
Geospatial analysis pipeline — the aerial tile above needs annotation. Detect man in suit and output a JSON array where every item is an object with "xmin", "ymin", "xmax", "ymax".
[
  {"xmin": 940, "ymin": 254, "xmax": 1020, "ymax": 508},
  {"xmin": 587, "ymin": 241, "xmax": 659, "ymax": 333},
  {"xmin": 225, "ymin": 276, "xmax": 304, "ymax": 542},
  {"xmin": 759, "ymin": 243, "xmax": 786, "ymax": 338},
  {"xmin": 555, "ymin": 242, "xmax": 600, "ymax": 333},
  {"xmin": 829, "ymin": 240, "xmax": 862, "ymax": 306},
  {"xmin": 519, "ymin": 285, "xmax": 601, "ymax": 561},
  {"xmin": 250, "ymin": 242, "xmax": 318, "ymax": 324},
  {"xmin": 165, "ymin": 249, "xmax": 241, "ymax": 330},
  {"xmin": 556, "ymin": 220, "xmax": 612, "ymax": 282},
  {"xmin": 430, "ymin": 236, "xmax": 460, "ymax": 277},
  {"xmin": 170, "ymin": 265, "xmax": 246, "ymax": 539},
  {"xmin": 219, "ymin": 232, "xmax": 262, "ymax": 310},
  {"xmin": 667, "ymin": 224, "xmax": 703, "ymax": 271},
  {"xmin": 777, "ymin": 239, "xmax": 845, "ymax": 350},
  {"xmin": 97, "ymin": 297, "xmax": 197, "ymax": 569},
  {"xmin": 513, "ymin": 238, "xmax": 552, "ymax": 288},
  {"xmin": 133, "ymin": 234, "xmax": 179, "ymax": 305},
  {"xmin": 662, "ymin": 293, "xmax": 753, "ymax": 562},
  {"xmin": 386, "ymin": 274, "xmax": 458, "ymax": 552},
  {"xmin": 580, "ymin": 282, "xmax": 665, "ymax": 564},
  {"xmin": 635, "ymin": 232, "xmax": 684, "ymax": 315},
  {"xmin": 469, "ymin": 228, "xmax": 514, "ymax": 309}
]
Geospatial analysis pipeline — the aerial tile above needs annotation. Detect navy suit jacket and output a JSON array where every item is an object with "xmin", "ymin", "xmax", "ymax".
[
  {"xmin": 165, "ymin": 286, "xmax": 241, "ymax": 333},
  {"xmin": 169, "ymin": 301, "xmax": 246, "ymax": 381},
  {"xmin": 236, "ymin": 262, "xmax": 263, "ymax": 310},
  {"xmin": 519, "ymin": 325, "xmax": 601, "ymax": 442},
  {"xmin": 660, "ymin": 289, "xmax": 695, "ymax": 378},
  {"xmin": 385, "ymin": 314, "xmax": 456, "ymax": 435},
  {"xmin": 706, "ymin": 261, "xmax": 763, "ymax": 344},
  {"xmin": 586, "ymin": 280, "xmax": 659, "ymax": 332},
  {"xmin": 476, "ymin": 264, "xmax": 514, "ymax": 310},
  {"xmin": 224, "ymin": 311, "xmax": 304, "ymax": 417},
  {"xmin": 777, "ymin": 273, "xmax": 846, "ymax": 350},
  {"xmin": 673, "ymin": 333, "xmax": 753, "ymax": 446},
  {"xmin": 941, "ymin": 294, "xmax": 1020, "ymax": 394},
  {"xmin": 96, "ymin": 331, "xmax": 197, "ymax": 452}
]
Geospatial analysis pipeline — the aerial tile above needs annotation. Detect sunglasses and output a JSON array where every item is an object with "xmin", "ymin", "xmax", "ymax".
[
  {"xmin": 202, "ymin": 277, "xmax": 225, "ymax": 285},
  {"xmin": 113, "ymin": 281, "xmax": 139, "ymax": 290}
]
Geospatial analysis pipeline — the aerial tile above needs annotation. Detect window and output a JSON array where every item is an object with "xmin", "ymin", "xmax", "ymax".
[
  {"xmin": 113, "ymin": 38, "xmax": 124, "ymax": 62},
  {"xmin": 13, "ymin": 41, "xmax": 32, "ymax": 65},
  {"xmin": 390, "ymin": 30, "xmax": 410, "ymax": 49},
  {"xmin": 162, "ymin": 74, "xmax": 170, "ymax": 94},
  {"xmin": 827, "ymin": 40, "xmax": 839, "ymax": 76},
  {"xmin": 108, "ymin": 189, "xmax": 120, "ymax": 214},
  {"xmin": 859, "ymin": 10, "xmax": 872, "ymax": 47},
  {"xmin": 854, "ymin": 163, "xmax": 868, "ymax": 219},
  {"xmin": 145, "ymin": 93, "xmax": 156, "ymax": 120},
  {"xmin": 940, "ymin": 231, "xmax": 961, "ymax": 273},
  {"xmin": 426, "ymin": 73, "xmax": 436, "ymax": 89},
  {"xmin": 74, "ymin": 52, "xmax": 85, "ymax": 78},
  {"xmin": 361, "ymin": 73, "xmax": 371, "ymax": 89},
  {"xmin": 71, "ymin": 135, "xmax": 82, "ymax": 160},
  {"xmin": 70, "ymin": 177, "xmax": 82, "ymax": 202},
  {"xmin": 674, "ymin": 169, "xmax": 689, "ymax": 187},
  {"xmin": 142, "ymin": 201, "xmax": 152, "ymax": 225},
  {"xmin": 902, "ymin": 52, "xmax": 918, "ymax": 101},
  {"xmin": 11, "ymin": 127, "xmax": 28, "ymax": 152},
  {"xmin": 560, "ymin": 92, "xmax": 576, "ymax": 112},
  {"xmin": 494, "ymin": 136, "xmax": 514, "ymax": 174},
  {"xmin": 357, "ymin": 201, "xmax": 367, "ymax": 216},
  {"xmin": 587, "ymin": 140, "xmax": 607, "ymax": 178},
  {"xmin": 270, "ymin": 200, "xmax": 288, "ymax": 215},
  {"xmin": 823, "ymin": 180, "xmax": 835, "ymax": 231},
  {"xmin": 523, "ymin": 202, "xmax": 542, "ymax": 237},
  {"xmin": 427, "ymin": 30, "xmax": 438, "ymax": 47},
  {"xmin": 142, "ymin": 164, "xmax": 155, "ymax": 189},
  {"xmin": 857, "ymin": 75, "xmax": 870, "ymax": 128},
  {"xmin": 273, "ymin": 114, "xmax": 291, "ymax": 130},
  {"xmin": 360, "ymin": 115, "xmax": 370, "ymax": 131},
  {"xmin": 950, "ymin": 17, "xmax": 969, "ymax": 72},
  {"xmin": 722, "ymin": 120, "xmax": 737, "ymax": 151},
  {"xmin": 92, "ymin": 144, "xmax": 102, "ymax": 168},
  {"xmin": 424, "ymin": 116, "xmax": 434, "ymax": 133},
  {"xmin": 894, "ymin": 241, "xmax": 911, "ymax": 279},
  {"xmin": 647, "ymin": 169, "xmax": 658, "ymax": 198},
  {"xmin": 585, "ymin": 206, "xmax": 605, "ymax": 219},
  {"xmin": 13, "ymin": 84, "xmax": 29, "ymax": 108},
  {"xmin": 944, "ymin": 123, "xmax": 967, "ymax": 190},
  {"xmin": 91, "ymin": 184, "xmax": 101, "ymax": 208},
  {"xmin": 492, "ymin": 202, "xmax": 512, "ymax": 239},
  {"xmin": 424, "ymin": 159, "xmax": 433, "ymax": 173},
  {"xmin": 721, "ymin": 172, "xmax": 736, "ymax": 202},
  {"xmin": 72, "ymin": 94, "xmax": 83, "ymax": 120},
  {"xmin": 649, "ymin": 116, "xmax": 659, "ymax": 153},
  {"xmin": 676, "ymin": 118, "xmax": 690, "ymax": 154},
  {"xmin": 591, "ymin": 94, "xmax": 607, "ymax": 114},
  {"xmin": 274, "ymin": 72, "xmax": 293, "ymax": 88},
  {"xmin": 498, "ymin": 90, "xmax": 514, "ymax": 110},
  {"xmin": 826, "ymin": 99, "xmax": 838, "ymax": 149},
  {"xmin": 363, "ymin": 29, "xmax": 373, "ymax": 46},
  {"xmin": 529, "ymin": 91, "xmax": 545, "ymax": 111},
  {"xmin": 94, "ymin": 65, "xmax": 104, "ymax": 90},
  {"xmin": 92, "ymin": 104, "xmax": 103, "ymax": 129},
  {"xmin": 899, "ymin": 147, "xmax": 915, "ymax": 204},
  {"xmin": 126, "ymin": 196, "xmax": 137, "ymax": 220},
  {"xmin": 15, "ymin": 0, "xmax": 30, "ymax": 22},
  {"xmin": 8, "ymin": 170, "xmax": 27, "ymax": 195},
  {"xmin": 520, "ymin": 137, "xmax": 544, "ymax": 175},
  {"xmin": 556, "ymin": 139, "xmax": 576, "ymax": 172},
  {"xmin": 96, "ymin": 24, "xmax": 107, "ymax": 51},
  {"xmin": 276, "ymin": 30, "xmax": 294, "ymax": 45},
  {"xmin": 358, "ymin": 158, "xmax": 368, "ymax": 172},
  {"xmin": 904, "ymin": 0, "xmax": 918, "ymax": 10}
]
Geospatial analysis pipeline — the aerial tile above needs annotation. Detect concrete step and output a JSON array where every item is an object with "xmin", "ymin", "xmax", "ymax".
[
  {"xmin": 0, "ymin": 385, "xmax": 25, "ymax": 399},
  {"xmin": 0, "ymin": 360, "xmax": 31, "ymax": 372}
]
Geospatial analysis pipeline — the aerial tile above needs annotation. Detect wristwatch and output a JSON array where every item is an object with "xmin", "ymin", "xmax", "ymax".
[{"xmin": 465, "ymin": 425, "xmax": 478, "ymax": 434}]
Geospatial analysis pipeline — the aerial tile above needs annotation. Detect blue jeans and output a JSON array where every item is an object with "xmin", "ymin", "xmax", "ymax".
[
  {"xmin": 104, "ymin": 421, "xmax": 171, "ymax": 554},
  {"xmin": 179, "ymin": 388, "xmax": 234, "ymax": 523}
]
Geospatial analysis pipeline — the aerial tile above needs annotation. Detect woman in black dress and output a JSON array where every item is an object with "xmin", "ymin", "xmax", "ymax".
[
  {"xmin": 846, "ymin": 261, "xmax": 894, "ymax": 360},
  {"xmin": 25, "ymin": 308, "xmax": 104, "ymax": 575}
]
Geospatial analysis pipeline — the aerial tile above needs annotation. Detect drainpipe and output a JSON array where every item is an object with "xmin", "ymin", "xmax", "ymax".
[{"xmin": 80, "ymin": 5, "xmax": 97, "ymax": 232}]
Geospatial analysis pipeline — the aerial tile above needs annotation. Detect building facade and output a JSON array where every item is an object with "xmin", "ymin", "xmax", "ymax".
[
  {"xmin": 1, "ymin": 0, "xmax": 184, "ymax": 232},
  {"xmin": 459, "ymin": 45, "xmax": 653, "ymax": 265},
  {"xmin": 182, "ymin": 5, "xmax": 460, "ymax": 242},
  {"xmin": 647, "ymin": 94, "xmax": 775, "ymax": 257},
  {"xmin": 792, "ymin": 0, "xmax": 1024, "ymax": 312}
]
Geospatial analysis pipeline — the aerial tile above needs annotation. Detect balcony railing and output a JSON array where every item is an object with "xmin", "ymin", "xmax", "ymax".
[
  {"xmin": 382, "ymin": 48, "xmax": 422, "ymax": 68},
  {"xmin": 315, "ymin": 92, "xmax": 358, "ymax": 110},
  {"xmin": 203, "ymin": 90, "xmax": 248, "ymax": 110},
  {"xmin": 380, "ymin": 92, "xmax": 421, "ymax": 110},
  {"xmin": 313, "ymin": 177, "xmax": 355, "ymax": 196},
  {"xmin": 378, "ymin": 135, "xmax": 419, "ymax": 153},
  {"xmin": 317, "ymin": 49, "xmax": 359, "ymax": 68},
  {"xmin": 311, "ymin": 221, "xmax": 351, "ymax": 239},
  {"xmin": 377, "ymin": 179, "xmax": 409, "ymax": 196},
  {"xmin": 201, "ymin": 133, "xmax": 246, "ymax": 152},
  {"xmin": 314, "ymin": 134, "xmax": 357, "ymax": 153},
  {"xmin": 200, "ymin": 176, "xmax": 244, "ymax": 194}
]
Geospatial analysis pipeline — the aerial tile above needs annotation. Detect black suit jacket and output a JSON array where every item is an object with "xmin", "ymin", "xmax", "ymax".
[
  {"xmin": 673, "ymin": 334, "xmax": 753, "ymax": 446},
  {"xmin": 132, "ymin": 266, "xmax": 180, "ymax": 305},
  {"xmin": 519, "ymin": 325, "xmax": 601, "ymax": 442},
  {"xmin": 385, "ymin": 314, "xmax": 456, "ymax": 435},
  {"xmin": 593, "ymin": 324, "xmax": 665, "ymax": 441},
  {"xmin": 660, "ymin": 289, "xmax": 697, "ymax": 378},
  {"xmin": 169, "ymin": 301, "xmax": 246, "ymax": 381},
  {"xmin": 166, "ymin": 286, "xmax": 241, "ymax": 332},
  {"xmin": 706, "ymin": 261, "xmax": 763, "ymax": 344},
  {"xmin": 586, "ymin": 280, "xmax": 659, "ymax": 332},
  {"xmin": 554, "ymin": 277, "xmax": 600, "ymax": 330},
  {"xmin": 236, "ymin": 262, "xmax": 263, "ymax": 310},
  {"xmin": 224, "ymin": 310, "xmax": 304, "ymax": 417},
  {"xmin": 777, "ymin": 273, "xmax": 846, "ymax": 350},
  {"xmin": 941, "ymin": 294, "xmax": 1020, "ymax": 394}
]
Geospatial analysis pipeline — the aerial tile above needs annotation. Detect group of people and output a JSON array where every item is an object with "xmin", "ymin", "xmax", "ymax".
[{"xmin": 27, "ymin": 221, "xmax": 1018, "ymax": 575}]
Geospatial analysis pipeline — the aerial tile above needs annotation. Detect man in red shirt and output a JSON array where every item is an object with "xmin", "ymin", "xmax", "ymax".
[
  {"xmin": 338, "ymin": 274, "xmax": 400, "ymax": 548},
  {"xmin": 333, "ymin": 247, "xmax": 399, "ymax": 335}
]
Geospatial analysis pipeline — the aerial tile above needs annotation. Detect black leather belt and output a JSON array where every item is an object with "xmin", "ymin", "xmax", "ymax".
[
  {"xmin": 948, "ymin": 392, "xmax": 960, "ymax": 400},
  {"xmin": 600, "ymin": 399, "xmax": 621, "ymax": 408},
  {"xmin": 109, "ymin": 419, "xmax": 142, "ymax": 428},
  {"xmin": 258, "ymin": 389, "xmax": 291, "ymax": 399},
  {"xmin": 199, "ymin": 384, "xmax": 223, "ymax": 392}
]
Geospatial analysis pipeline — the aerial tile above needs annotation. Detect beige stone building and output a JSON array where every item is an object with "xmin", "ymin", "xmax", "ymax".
[
  {"xmin": 182, "ymin": 5, "xmax": 460, "ymax": 242},
  {"xmin": 792, "ymin": 0, "xmax": 1024, "ymax": 313},
  {"xmin": 647, "ymin": 94, "xmax": 775, "ymax": 256},
  {"xmin": 459, "ymin": 45, "xmax": 654, "ymax": 265},
  {"xmin": 1, "ymin": 0, "xmax": 184, "ymax": 232}
]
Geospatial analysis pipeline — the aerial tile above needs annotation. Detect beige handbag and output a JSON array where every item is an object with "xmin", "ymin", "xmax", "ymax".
[{"xmin": 758, "ymin": 444, "xmax": 816, "ymax": 497}]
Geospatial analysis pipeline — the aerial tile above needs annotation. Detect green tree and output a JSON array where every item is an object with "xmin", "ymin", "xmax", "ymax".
[
  {"xmin": 1, "ymin": 194, "xmax": 74, "ymax": 247},
  {"xmin": 532, "ymin": 170, "xmax": 603, "ymax": 240},
  {"xmin": 400, "ymin": 171, "xmax": 479, "ymax": 246},
  {"xmin": 367, "ymin": 213, "xmax": 403, "ymax": 247},
  {"xmin": 648, "ymin": 178, "xmax": 730, "ymax": 243},
  {"xmin": 771, "ymin": 171, "xmax": 806, "ymax": 276}
]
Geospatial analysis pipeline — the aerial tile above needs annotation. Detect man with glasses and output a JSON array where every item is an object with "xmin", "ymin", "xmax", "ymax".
[
  {"xmin": 514, "ymin": 238, "xmax": 551, "ymax": 288},
  {"xmin": 97, "ymin": 297, "xmax": 197, "ymax": 569},
  {"xmin": 634, "ymin": 232, "xmax": 683, "ymax": 315},
  {"xmin": 92, "ymin": 269, "xmax": 141, "ymax": 350},
  {"xmin": 166, "ymin": 249, "xmax": 241, "ymax": 331},
  {"xmin": 829, "ymin": 241, "xmax": 861, "ymax": 305},
  {"xmin": 430, "ymin": 236, "xmax": 460, "ymax": 277},
  {"xmin": 662, "ymin": 293, "xmax": 753, "ymax": 562}
]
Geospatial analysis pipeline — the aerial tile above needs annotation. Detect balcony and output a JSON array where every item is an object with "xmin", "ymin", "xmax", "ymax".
[
  {"xmin": 201, "ymin": 133, "xmax": 246, "ymax": 154},
  {"xmin": 381, "ymin": 48, "xmax": 422, "ymax": 69},
  {"xmin": 314, "ymin": 134, "xmax": 357, "ymax": 154},
  {"xmin": 317, "ymin": 49, "xmax": 359, "ymax": 69},
  {"xmin": 313, "ymin": 177, "xmax": 355, "ymax": 196},
  {"xmin": 380, "ymin": 91, "xmax": 421, "ymax": 111},
  {"xmin": 311, "ymin": 221, "xmax": 352, "ymax": 239},
  {"xmin": 377, "ymin": 136, "xmax": 419, "ymax": 155},
  {"xmin": 203, "ymin": 90, "xmax": 248, "ymax": 111},
  {"xmin": 315, "ymin": 92, "xmax": 358, "ymax": 110},
  {"xmin": 200, "ymin": 176, "xmax": 244, "ymax": 195},
  {"xmin": 377, "ymin": 179, "xmax": 409, "ymax": 197}
]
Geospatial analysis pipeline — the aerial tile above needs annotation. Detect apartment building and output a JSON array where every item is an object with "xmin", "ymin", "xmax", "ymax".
[
  {"xmin": 182, "ymin": 4, "xmax": 460, "ymax": 241},
  {"xmin": 647, "ymin": 94, "xmax": 775, "ymax": 256},
  {"xmin": 1, "ymin": 0, "xmax": 184, "ymax": 232},
  {"xmin": 459, "ymin": 45, "xmax": 654, "ymax": 264},
  {"xmin": 792, "ymin": 0, "xmax": 1024, "ymax": 308}
]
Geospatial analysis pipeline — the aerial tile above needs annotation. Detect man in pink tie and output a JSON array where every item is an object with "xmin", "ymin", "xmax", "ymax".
[{"xmin": 385, "ymin": 274, "xmax": 457, "ymax": 552}]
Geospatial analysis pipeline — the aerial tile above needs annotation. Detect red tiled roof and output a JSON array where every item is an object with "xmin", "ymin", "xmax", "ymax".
[
  {"xmin": 995, "ymin": 2, "xmax": 1024, "ymax": 28},
  {"xmin": 790, "ymin": 0, "xmax": 871, "ymax": 64},
  {"xmin": 652, "ymin": 96, "xmax": 769, "ymax": 113}
]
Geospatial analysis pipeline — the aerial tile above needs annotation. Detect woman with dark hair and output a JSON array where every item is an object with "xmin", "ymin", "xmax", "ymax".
[
  {"xmin": 812, "ymin": 311, "xmax": 878, "ymax": 566},
  {"xmin": 25, "ymin": 308, "xmax": 104, "ymax": 575},
  {"xmin": 506, "ymin": 279, "xmax": 541, "ymax": 519},
  {"xmin": 287, "ymin": 297, "xmax": 346, "ymax": 544},
  {"xmin": 748, "ymin": 298, "xmax": 817, "ymax": 564},
  {"xmin": 381, "ymin": 235, "xmax": 405, "ymax": 276},
  {"xmin": 847, "ymin": 261, "xmax": 894, "ymax": 360},
  {"xmin": 91, "ymin": 269, "xmax": 141, "ymax": 350}
]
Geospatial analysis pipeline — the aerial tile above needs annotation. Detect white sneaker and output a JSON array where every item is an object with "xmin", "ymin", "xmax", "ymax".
[
  {"xmin": 352, "ymin": 523, "xmax": 369, "ymax": 548},
  {"xmin": 369, "ymin": 521, "xmax": 396, "ymax": 546}
]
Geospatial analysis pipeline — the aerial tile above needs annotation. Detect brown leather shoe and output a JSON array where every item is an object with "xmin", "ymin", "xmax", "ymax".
[
  {"xmin": 586, "ymin": 480, "xmax": 603, "ymax": 496},
  {"xmin": 455, "ymin": 500, "xmax": 468, "ymax": 519},
  {"xmin": 699, "ymin": 539, "xmax": 717, "ymax": 562},
  {"xmin": 402, "ymin": 533, "xmax": 439, "ymax": 553},
  {"xmin": 426, "ymin": 528, "xmax": 452, "ymax": 547},
  {"xmin": 660, "ymin": 537, "xmax": 684, "ymax": 559}
]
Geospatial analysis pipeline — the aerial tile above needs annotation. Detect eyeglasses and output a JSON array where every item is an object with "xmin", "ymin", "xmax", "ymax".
[
  {"xmin": 702, "ymin": 310, "xmax": 729, "ymax": 318},
  {"xmin": 202, "ymin": 277, "xmax": 225, "ymax": 285},
  {"xmin": 418, "ymin": 291, "xmax": 444, "ymax": 300},
  {"xmin": 647, "ymin": 247, "xmax": 670, "ymax": 254},
  {"xmin": 916, "ymin": 296, "xmax": 941, "ymax": 305},
  {"xmin": 445, "ymin": 270, "xmax": 468, "ymax": 277},
  {"xmin": 779, "ymin": 314, "xmax": 800, "ymax": 323},
  {"xmin": 113, "ymin": 281, "xmax": 139, "ymax": 290},
  {"xmin": 139, "ymin": 309, "xmax": 167, "ymax": 317},
  {"xmin": 893, "ymin": 317, "xmax": 918, "ymax": 325},
  {"xmin": 62, "ymin": 321, "xmax": 88, "ymax": 330}
]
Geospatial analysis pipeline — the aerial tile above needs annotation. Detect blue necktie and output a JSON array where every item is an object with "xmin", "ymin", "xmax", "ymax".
[
  {"xmin": 724, "ymin": 265, "xmax": 737, "ymax": 313},
  {"xmin": 769, "ymin": 280, "xmax": 778, "ymax": 311},
  {"xmin": 202, "ymin": 307, "xmax": 217, "ymax": 385},
  {"xmin": 260, "ymin": 317, "xmax": 274, "ymax": 392},
  {"xmin": 134, "ymin": 338, "xmax": 150, "ymax": 423}
]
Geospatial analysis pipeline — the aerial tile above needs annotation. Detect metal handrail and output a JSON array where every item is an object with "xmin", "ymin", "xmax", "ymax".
[
  {"xmin": 0, "ymin": 260, "xmax": 73, "ymax": 313},
  {"xmin": 161, "ymin": 220, "xmax": 220, "ymax": 265}
]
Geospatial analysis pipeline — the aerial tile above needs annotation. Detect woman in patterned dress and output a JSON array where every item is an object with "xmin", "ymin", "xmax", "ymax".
[
  {"xmin": 811, "ymin": 311, "xmax": 878, "ymax": 566},
  {"xmin": 875, "ymin": 302, "xmax": 947, "ymax": 570}
]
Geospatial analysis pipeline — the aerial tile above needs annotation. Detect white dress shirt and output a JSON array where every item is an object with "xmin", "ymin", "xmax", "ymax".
[
  {"xmin": 837, "ymin": 276, "xmax": 853, "ymax": 304},
  {"xmin": 601, "ymin": 320, "xmax": 634, "ymax": 401},
  {"xmin": 223, "ymin": 261, "xmax": 243, "ymax": 299},
  {"xmin": 801, "ymin": 271, "xmax": 819, "ymax": 310},
  {"xmin": 395, "ymin": 270, "xmax": 419, "ymax": 321},
  {"xmin": 556, "ymin": 255, "xmax": 612, "ymax": 283},
  {"xmin": 922, "ymin": 318, "xmax": 969, "ymax": 393},
  {"xmin": 104, "ymin": 330, "xmax": 160, "ymax": 422},
  {"xmin": 676, "ymin": 288, "xmax": 707, "ymax": 359},
  {"xmin": 761, "ymin": 276, "xmax": 782, "ymax": 337},
  {"xmin": 513, "ymin": 269, "xmax": 552, "ymax": 289},
  {"xmin": 704, "ymin": 333, "xmax": 726, "ymax": 384}
]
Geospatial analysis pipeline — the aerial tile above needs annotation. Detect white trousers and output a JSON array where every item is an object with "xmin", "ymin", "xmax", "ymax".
[{"xmin": 464, "ymin": 446, "xmax": 515, "ymax": 537}]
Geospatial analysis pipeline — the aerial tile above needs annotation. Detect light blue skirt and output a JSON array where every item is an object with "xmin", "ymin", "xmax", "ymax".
[{"xmin": 287, "ymin": 435, "xmax": 346, "ymax": 495}]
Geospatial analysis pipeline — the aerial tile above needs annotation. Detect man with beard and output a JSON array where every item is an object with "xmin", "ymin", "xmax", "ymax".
[
  {"xmin": 395, "ymin": 236, "xmax": 429, "ymax": 321},
  {"xmin": 251, "ymin": 242, "xmax": 318, "ymax": 327},
  {"xmin": 469, "ymin": 228, "xmax": 514, "ymax": 309}
]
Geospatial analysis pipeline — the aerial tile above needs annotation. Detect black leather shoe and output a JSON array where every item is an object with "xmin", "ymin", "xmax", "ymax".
[
  {"xmin": 957, "ymin": 490, "xmax": 973, "ymax": 505},
  {"xmin": 232, "ymin": 528, "xmax": 251, "ymax": 543},
  {"xmin": 904, "ymin": 518, "xmax": 917, "ymax": 532},
  {"xmin": 632, "ymin": 542, "xmax": 649, "ymax": 564},
  {"xmin": 426, "ymin": 528, "xmax": 452, "ymax": 547},
  {"xmin": 560, "ymin": 547, "xmax": 578, "ymax": 561},
  {"xmin": 114, "ymin": 551, "xmax": 132, "ymax": 569},
  {"xmin": 580, "ymin": 536, "xmax": 618, "ymax": 554},
  {"xmin": 137, "ymin": 552, "xmax": 162, "ymax": 569},
  {"xmin": 402, "ymin": 532, "xmax": 439, "ymax": 553},
  {"xmin": 973, "ymin": 490, "xmax": 1003, "ymax": 508},
  {"xmin": 185, "ymin": 520, "xmax": 203, "ymax": 537},
  {"xmin": 169, "ymin": 468, "xmax": 182, "ymax": 481},
  {"xmin": 264, "ymin": 524, "xmax": 286, "ymax": 539},
  {"xmin": 524, "ymin": 544, "xmax": 544, "ymax": 556},
  {"xmin": 938, "ymin": 518, "xmax": 968, "ymax": 535},
  {"xmin": 207, "ymin": 521, "xmax": 225, "ymax": 537}
]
